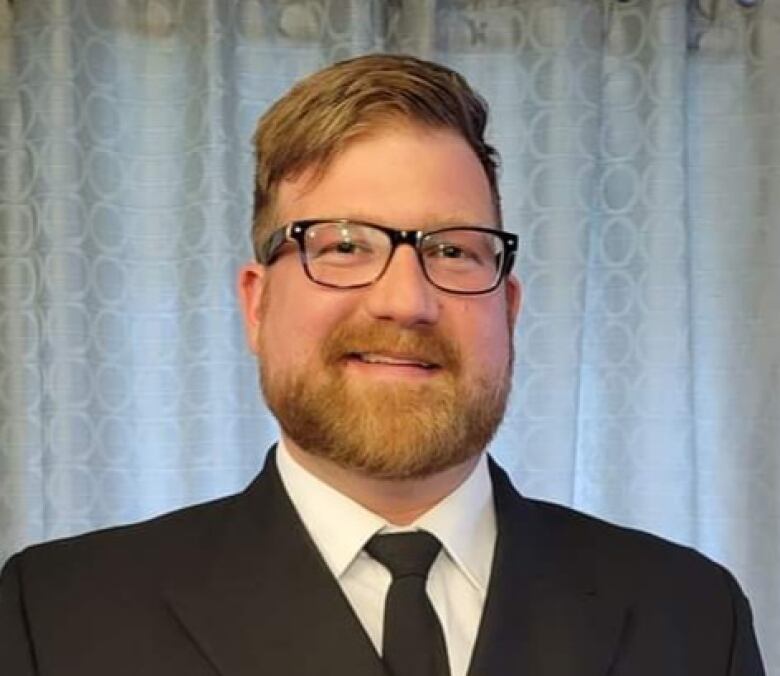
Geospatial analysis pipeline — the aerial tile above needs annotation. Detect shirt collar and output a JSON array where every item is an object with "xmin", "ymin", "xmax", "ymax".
[
  {"xmin": 276, "ymin": 440, "xmax": 496, "ymax": 595},
  {"xmin": 276, "ymin": 439, "xmax": 385, "ymax": 577},
  {"xmin": 413, "ymin": 452, "xmax": 496, "ymax": 593}
]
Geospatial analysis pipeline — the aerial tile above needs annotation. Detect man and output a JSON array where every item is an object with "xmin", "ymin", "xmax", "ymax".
[{"xmin": 0, "ymin": 54, "xmax": 766, "ymax": 675}]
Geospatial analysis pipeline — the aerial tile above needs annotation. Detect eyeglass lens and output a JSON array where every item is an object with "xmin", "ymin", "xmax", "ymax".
[{"xmin": 302, "ymin": 221, "xmax": 504, "ymax": 292}]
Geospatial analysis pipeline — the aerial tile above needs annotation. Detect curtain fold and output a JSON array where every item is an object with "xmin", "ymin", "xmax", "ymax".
[{"xmin": 1, "ymin": 0, "xmax": 777, "ymax": 670}]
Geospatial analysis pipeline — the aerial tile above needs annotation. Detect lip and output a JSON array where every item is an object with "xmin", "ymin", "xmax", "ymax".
[
  {"xmin": 343, "ymin": 352, "xmax": 442, "ymax": 378},
  {"xmin": 349, "ymin": 351, "xmax": 439, "ymax": 368}
]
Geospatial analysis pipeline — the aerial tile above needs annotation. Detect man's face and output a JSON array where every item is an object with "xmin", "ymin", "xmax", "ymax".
[{"xmin": 239, "ymin": 123, "xmax": 521, "ymax": 479}]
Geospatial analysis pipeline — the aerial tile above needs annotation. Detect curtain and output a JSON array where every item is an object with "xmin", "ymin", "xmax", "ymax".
[{"xmin": 1, "ymin": 0, "xmax": 777, "ymax": 669}]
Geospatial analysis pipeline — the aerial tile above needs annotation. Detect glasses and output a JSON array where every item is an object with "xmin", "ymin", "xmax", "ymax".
[{"xmin": 257, "ymin": 219, "xmax": 518, "ymax": 295}]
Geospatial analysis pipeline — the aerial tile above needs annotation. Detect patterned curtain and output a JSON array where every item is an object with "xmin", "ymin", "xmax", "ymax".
[{"xmin": 1, "ymin": 0, "xmax": 777, "ymax": 669}]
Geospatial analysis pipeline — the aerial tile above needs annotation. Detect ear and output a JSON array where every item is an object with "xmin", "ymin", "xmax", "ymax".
[
  {"xmin": 237, "ymin": 262, "xmax": 267, "ymax": 355},
  {"xmin": 504, "ymin": 273, "xmax": 522, "ymax": 329}
]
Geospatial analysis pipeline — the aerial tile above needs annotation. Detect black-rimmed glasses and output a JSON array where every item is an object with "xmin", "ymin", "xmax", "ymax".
[{"xmin": 257, "ymin": 219, "xmax": 517, "ymax": 295}]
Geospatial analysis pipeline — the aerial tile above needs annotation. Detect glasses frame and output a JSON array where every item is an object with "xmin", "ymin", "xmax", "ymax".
[{"xmin": 257, "ymin": 218, "xmax": 518, "ymax": 295}]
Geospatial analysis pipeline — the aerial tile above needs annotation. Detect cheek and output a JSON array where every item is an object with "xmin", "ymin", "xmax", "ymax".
[
  {"xmin": 257, "ymin": 284, "xmax": 311, "ymax": 365},
  {"xmin": 261, "ymin": 304, "xmax": 321, "ymax": 366},
  {"xmin": 477, "ymin": 328, "xmax": 512, "ymax": 370},
  {"xmin": 260, "ymin": 279, "xmax": 352, "ymax": 366},
  {"xmin": 452, "ymin": 301, "xmax": 513, "ymax": 371}
]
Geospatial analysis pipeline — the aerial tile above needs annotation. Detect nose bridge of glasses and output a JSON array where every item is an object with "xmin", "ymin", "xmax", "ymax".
[
  {"xmin": 381, "ymin": 228, "xmax": 427, "ymax": 275},
  {"xmin": 382, "ymin": 227, "xmax": 423, "ymax": 259},
  {"xmin": 375, "ymin": 227, "xmax": 422, "ymax": 266}
]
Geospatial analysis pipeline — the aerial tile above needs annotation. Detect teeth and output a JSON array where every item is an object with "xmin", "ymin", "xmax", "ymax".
[{"xmin": 357, "ymin": 353, "xmax": 434, "ymax": 368}]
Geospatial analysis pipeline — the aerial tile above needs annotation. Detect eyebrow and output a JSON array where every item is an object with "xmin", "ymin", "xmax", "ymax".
[{"xmin": 336, "ymin": 212, "xmax": 493, "ymax": 230}]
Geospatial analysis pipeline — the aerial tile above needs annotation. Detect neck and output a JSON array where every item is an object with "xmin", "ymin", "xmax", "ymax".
[{"xmin": 282, "ymin": 436, "xmax": 481, "ymax": 525}]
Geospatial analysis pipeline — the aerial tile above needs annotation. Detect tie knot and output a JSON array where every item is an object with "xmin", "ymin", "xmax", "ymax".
[{"xmin": 365, "ymin": 531, "xmax": 442, "ymax": 579}]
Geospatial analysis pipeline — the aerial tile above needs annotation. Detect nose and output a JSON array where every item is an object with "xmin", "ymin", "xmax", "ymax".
[{"xmin": 362, "ymin": 245, "xmax": 440, "ymax": 327}]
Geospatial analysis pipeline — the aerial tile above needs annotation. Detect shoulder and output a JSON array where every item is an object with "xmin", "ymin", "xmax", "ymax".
[
  {"xmin": 9, "ymin": 451, "xmax": 289, "ymax": 576},
  {"xmin": 519, "ymin": 495, "xmax": 746, "ymax": 608},
  {"xmin": 529, "ymin": 496, "xmax": 719, "ymax": 565},
  {"xmin": 489, "ymin": 460, "xmax": 737, "ymax": 593},
  {"xmin": 488, "ymin": 457, "xmax": 746, "ymax": 616},
  {"xmin": 514, "ymin": 498, "xmax": 765, "ymax": 672},
  {"xmin": 5, "ymin": 488, "xmax": 249, "ymax": 596}
]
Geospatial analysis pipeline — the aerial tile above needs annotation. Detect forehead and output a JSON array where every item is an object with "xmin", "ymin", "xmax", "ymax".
[{"xmin": 274, "ymin": 124, "xmax": 496, "ymax": 228}]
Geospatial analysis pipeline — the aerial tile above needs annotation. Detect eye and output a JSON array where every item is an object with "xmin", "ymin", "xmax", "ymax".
[
  {"xmin": 318, "ymin": 239, "xmax": 372, "ymax": 255},
  {"xmin": 421, "ymin": 229, "xmax": 503, "ymax": 270},
  {"xmin": 437, "ymin": 244, "xmax": 469, "ymax": 259},
  {"xmin": 333, "ymin": 241, "xmax": 359, "ymax": 254},
  {"xmin": 423, "ymin": 242, "xmax": 480, "ymax": 262}
]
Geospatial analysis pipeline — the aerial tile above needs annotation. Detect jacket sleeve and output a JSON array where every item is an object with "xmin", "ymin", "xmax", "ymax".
[
  {"xmin": 725, "ymin": 570, "xmax": 766, "ymax": 676},
  {"xmin": 0, "ymin": 554, "xmax": 37, "ymax": 676}
]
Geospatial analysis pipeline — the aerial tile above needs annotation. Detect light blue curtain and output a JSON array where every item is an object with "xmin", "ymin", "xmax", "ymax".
[{"xmin": 1, "ymin": 0, "xmax": 778, "ymax": 669}]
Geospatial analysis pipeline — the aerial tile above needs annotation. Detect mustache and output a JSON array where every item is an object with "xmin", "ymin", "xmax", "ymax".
[{"xmin": 320, "ymin": 322, "xmax": 461, "ymax": 371}]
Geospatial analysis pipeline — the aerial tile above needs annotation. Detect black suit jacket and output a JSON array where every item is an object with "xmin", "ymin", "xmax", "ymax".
[{"xmin": 0, "ymin": 450, "xmax": 766, "ymax": 675}]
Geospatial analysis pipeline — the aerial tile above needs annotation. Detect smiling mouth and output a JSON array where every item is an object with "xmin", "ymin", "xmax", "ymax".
[{"xmin": 346, "ymin": 352, "xmax": 440, "ymax": 370}]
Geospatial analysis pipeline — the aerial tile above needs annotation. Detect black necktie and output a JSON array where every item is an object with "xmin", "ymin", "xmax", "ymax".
[{"xmin": 365, "ymin": 532, "xmax": 451, "ymax": 676}]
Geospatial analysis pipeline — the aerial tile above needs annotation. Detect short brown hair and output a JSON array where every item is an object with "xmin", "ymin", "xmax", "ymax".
[{"xmin": 251, "ymin": 53, "xmax": 501, "ymax": 257}]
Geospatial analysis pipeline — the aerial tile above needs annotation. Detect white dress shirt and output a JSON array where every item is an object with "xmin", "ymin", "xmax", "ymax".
[{"xmin": 276, "ymin": 440, "xmax": 497, "ymax": 676}]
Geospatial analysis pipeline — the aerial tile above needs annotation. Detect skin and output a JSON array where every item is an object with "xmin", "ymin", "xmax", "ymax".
[{"xmin": 238, "ymin": 123, "xmax": 521, "ymax": 524}]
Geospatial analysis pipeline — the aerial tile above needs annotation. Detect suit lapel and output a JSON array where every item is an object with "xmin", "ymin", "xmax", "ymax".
[
  {"xmin": 164, "ymin": 449, "xmax": 387, "ymax": 676},
  {"xmin": 467, "ymin": 460, "xmax": 627, "ymax": 676}
]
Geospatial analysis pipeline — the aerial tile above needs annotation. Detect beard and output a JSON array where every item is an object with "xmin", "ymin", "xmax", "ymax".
[
  {"xmin": 260, "ymin": 314, "xmax": 513, "ymax": 480},
  {"xmin": 257, "ymin": 319, "xmax": 513, "ymax": 480}
]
